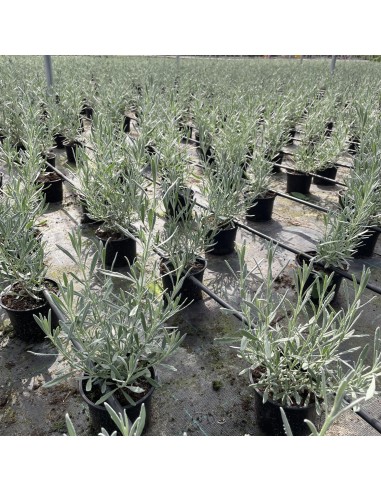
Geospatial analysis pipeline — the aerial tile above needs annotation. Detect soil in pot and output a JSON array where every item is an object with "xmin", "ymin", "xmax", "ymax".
[
  {"xmin": 79, "ymin": 366, "xmax": 156, "ymax": 435},
  {"xmin": 164, "ymin": 187, "xmax": 194, "ymax": 220},
  {"xmin": 64, "ymin": 140, "xmax": 82, "ymax": 164},
  {"xmin": 250, "ymin": 368, "xmax": 319, "ymax": 436},
  {"xmin": 37, "ymin": 172, "xmax": 64, "ymax": 203},
  {"xmin": 246, "ymin": 191, "xmax": 276, "ymax": 222},
  {"xmin": 160, "ymin": 257, "xmax": 207, "ymax": 304},
  {"xmin": 286, "ymin": 171, "xmax": 312, "ymax": 195},
  {"xmin": 0, "ymin": 279, "xmax": 59, "ymax": 341},
  {"xmin": 208, "ymin": 222, "xmax": 238, "ymax": 255},
  {"xmin": 95, "ymin": 228, "xmax": 137, "ymax": 267},
  {"xmin": 312, "ymin": 165, "xmax": 338, "ymax": 186},
  {"xmin": 295, "ymin": 251, "xmax": 344, "ymax": 303},
  {"xmin": 353, "ymin": 229, "xmax": 380, "ymax": 258}
]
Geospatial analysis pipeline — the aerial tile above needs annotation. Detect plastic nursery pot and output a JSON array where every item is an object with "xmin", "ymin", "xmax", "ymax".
[
  {"xmin": 312, "ymin": 165, "xmax": 338, "ymax": 186},
  {"xmin": 266, "ymin": 151, "xmax": 283, "ymax": 173},
  {"xmin": 53, "ymin": 133, "xmax": 65, "ymax": 149},
  {"xmin": 63, "ymin": 140, "xmax": 82, "ymax": 164},
  {"xmin": 250, "ymin": 370, "xmax": 318, "ymax": 436},
  {"xmin": 15, "ymin": 142, "xmax": 26, "ymax": 152},
  {"xmin": 197, "ymin": 145, "xmax": 215, "ymax": 165},
  {"xmin": 287, "ymin": 128, "xmax": 296, "ymax": 145},
  {"xmin": 295, "ymin": 250, "xmax": 344, "ymax": 304},
  {"xmin": 41, "ymin": 151, "xmax": 56, "ymax": 171},
  {"xmin": 79, "ymin": 366, "xmax": 157, "ymax": 435},
  {"xmin": 179, "ymin": 124, "xmax": 192, "ymax": 141},
  {"xmin": 95, "ymin": 229, "xmax": 137, "ymax": 267},
  {"xmin": 208, "ymin": 222, "xmax": 238, "ymax": 256},
  {"xmin": 286, "ymin": 171, "xmax": 312, "ymax": 195},
  {"xmin": 164, "ymin": 186, "xmax": 195, "ymax": 221},
  {"xmin": 160, "ymin": 256, "xmax": 207, "ymax": 304},
  {"xmin": 348, "ymin": 136, "xmax": 360, "ymax": 155},
  {"xmin": 246, "ymin": 191, "xmax": 276, "ymax": 222},
  {"xmin": 0, "ymin": 279, "xmax": 59, "ymax": 342},
  {"xmin": 324, "ymin": 121, "xmax": 334, "ymax": 137},
  {"xmin": 37, "ymin": 172, "xmax": 64, "ymax": 203},
  {"xmin": 80, "ymin": 104, "xmax": 93, "ymax": 120},
  {"xmin": 123, "ymin": 115, "xmax": 131, "ymax": 133},
  {"xmin": 78, "ymin": 195, "xmax": 104, "ymax": 225},
  {"xmin": 353, "ymin": 229, "xmax": 380, "ymax": 258},
  {"xmin": 337, "ymin": 189, "xmax": 355, "ymax": 210}
]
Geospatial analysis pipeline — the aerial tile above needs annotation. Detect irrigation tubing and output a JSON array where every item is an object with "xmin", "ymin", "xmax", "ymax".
[
  {"xmin": 274, "ymin": 163, "xmax": 347, "ymax": 187},
  {"xmin": 41, "ymin": 135, "xmax": 381, "ymax": 435},
  {"xmin": 193, "ymin": 159, "xmax": 381, "ymax": 234}
]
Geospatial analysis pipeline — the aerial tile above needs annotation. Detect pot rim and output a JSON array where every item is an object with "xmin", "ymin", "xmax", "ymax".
[
  {"xmin": 0, "ymin": 277, "xmax": 58, "ymax": 313},
  {"xmin": 37, "ymin": 171, "xmax": 63, "ymax": 183},
  {"xmin": 95, "ymin": 227, "xmax": 137, "ymax": 243},
  {"xmin": 79, "ymin": 366, "xmax": 157, "ymax": 411},
  {"xmin": 249, "ymin": 369, "xmax": 316, "ymax": 411},
  {"xmin": 295, "ymin": 250, "xmax": 349, "ymax": 273},
  {"xmin": 286, "ymin": 169, "xmax": 311, "ymax": 177},
  {"xmin": 160, "ymin": 255, "xmax": 207, "ymax": 277}
]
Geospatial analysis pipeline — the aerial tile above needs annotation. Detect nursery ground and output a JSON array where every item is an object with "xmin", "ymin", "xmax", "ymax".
[{"xmin": 1, "ymin": 137, "xmax": 381, "ymax": 436}]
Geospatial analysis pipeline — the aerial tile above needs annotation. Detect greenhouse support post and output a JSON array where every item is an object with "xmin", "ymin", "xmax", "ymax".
[
  {"xmin": 331, "ymin": 55, "xmax": 337, "ymax": 75},
  {"xmin": 44, "ymin": 55, "xmax": 53, "ymax": 94}
]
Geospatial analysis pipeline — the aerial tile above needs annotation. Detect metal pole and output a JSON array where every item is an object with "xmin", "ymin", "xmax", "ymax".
[
  {"xmin": 331, "ymin": 55, "xmax": 337, "ymax": 76},
  {"xmin": 44, "ymin": 55, "xmax": 53, "ymax": 94}
]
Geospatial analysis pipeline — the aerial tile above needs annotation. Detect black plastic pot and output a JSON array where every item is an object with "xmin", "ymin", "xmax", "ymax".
[
  {"xmin": 0, "ymin": 279, "xmax": 59, "ymax": 342},
  {"xmin": 123, "ymin": 115, "xmax": 131, "ymax": 133},
  {"xmin": 269, "ymin": 151, "xmax": 283, "ymax": 173},
  {"xmin": 37, "ymin": 173, "xmax": 64, "ymax": 203},
  {"xmin": 78, "ymin": 196, "xmax": 103, "ymax": 225},
  {"xmin": 251, "ymin": 378, "xmax": 318, "ymax": 436},
  {"xmin": 96, "ymin": 230, "xmax": 137, "ymax": 267},
  {"xmin": 354, "ymin": 229, "xmax": 380, "ymax": 258},
  {"xmin": 208, "ymin": 223, "xmax": 238, "ymax": 255},
  {"xmin": 246, "ymin": 192, "xmax": 276, "ymax": 222},
  {"xmin": 80, "ymin": 104, "xmax": 93, "ymax": 120},
  {"xmin": 53, "ymin": 133, "xmax": 65, "ymax": 149},
  {"xmin": 41, "ymin": 151, "xmax": 56, "ymax": 171},
  {"xmin": 164, "ymin": 186, "xmax": 194, "ymax": 220},
  {"xmin": 324, "ymin": 121, "xmax": 334, "ymax": 137},
  {"xmin": 348, "ymin": 135, "xmax": 360, "ymax": 155},
  {"xmin": 312, "ymin": 166, "xmax": 338, "ymax": 186},
  {"xmin": 295, "ymin": 251, "xmax": 344, "ymax": 303},
  {"xmin": 160, "ymin": 257, "xmax": 207, "ymax": 304},
  {"xmin": 287, "ymin": 128, "xmax": 296, "ymax": 145},
  {"xmin": 79, "ymin": 367, "xmax": 156, "ymax": 435},
  {"xmin": 286, "ymin": 171, "xmax": 312, "ymax": 195},
  {"xmin": 179, "ymin": 124, "xmax": 192, "ymax": 141},
  {"xmin": 197, "ymin": 146, "xmax": 215, "ymax": 165},
  {"xmin": 64, "ymin": 140, "xmax": 81, "ymax": 164}
]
